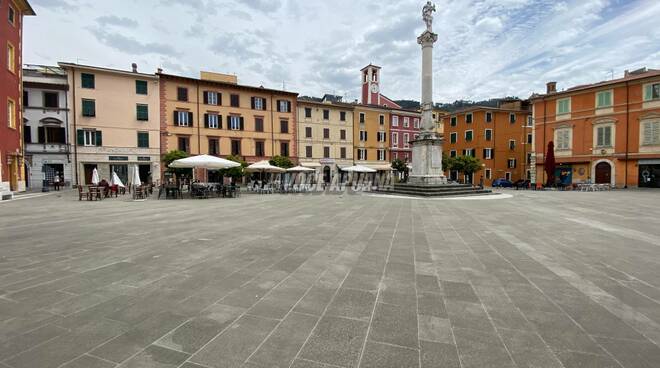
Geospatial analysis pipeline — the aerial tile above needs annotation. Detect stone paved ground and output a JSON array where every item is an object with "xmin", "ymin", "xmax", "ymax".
[{"xmin": 1, "ymin": 189, "xmax": 660, "ymax": 368}]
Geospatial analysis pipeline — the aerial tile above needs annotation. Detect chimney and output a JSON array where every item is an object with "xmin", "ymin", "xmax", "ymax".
[
  {"xmin": 131, "ymin": 63, "xmax": 138, "ymax": 73},
  {"xmin": 546, "ymin": 81, "xmax": 557, "ymax": 94}
]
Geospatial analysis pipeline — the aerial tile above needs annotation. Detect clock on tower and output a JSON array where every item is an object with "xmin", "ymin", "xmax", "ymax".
[{"xmin": 361, "ymin": 64, "xmax": 381, "ymax": 105}]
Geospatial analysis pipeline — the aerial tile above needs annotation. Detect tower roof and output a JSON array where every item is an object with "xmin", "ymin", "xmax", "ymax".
[{"xmin": 360, "ymin": 64, "xmax": 381, "ymax": 71}]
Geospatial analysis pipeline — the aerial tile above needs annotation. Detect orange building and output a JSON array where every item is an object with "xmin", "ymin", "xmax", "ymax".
[
  {"xmin": 442, "ymin": 100, "xmax": 532, "ymax": 185},
  {"xmin": 353, "ymin": 104, "xmax": 391, "ymax": 171},
  {"xmin": 158, "ymin": 71, "xmax": 297, "ymax": 179},
  {"xmin": 532, "ymin": 68, "xmax": 660, "ymax": 188}
]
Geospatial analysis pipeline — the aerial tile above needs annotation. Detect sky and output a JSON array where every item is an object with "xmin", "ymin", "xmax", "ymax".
[{"xmin": 23, "ymin": 0, "xmax": 660, "ymax": 103}]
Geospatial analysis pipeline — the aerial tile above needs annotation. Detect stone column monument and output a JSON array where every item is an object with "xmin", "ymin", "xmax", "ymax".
[{"xmin": 409, "ymin": 1, "xmax": 447, "ymax": 185}]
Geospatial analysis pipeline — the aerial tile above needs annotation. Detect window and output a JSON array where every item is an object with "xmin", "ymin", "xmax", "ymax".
[
  {"xmin": 485, "ymin": 129, "xmax": 492, "ymax": 141},
  {"xmin": 178, "ymin": 136, "xmax": 189, "ymax": 153},
  {"xmin": 403, "ymin": 133, "xmax": 410, "ymax": 148},
  {"xmin": 483, "ymin": 148, "xmax": 493, "ymax": 159},
  {"xmin": 505, "ymin": 172, "xmax": 512, "ymax": 181},
  {"xmin": 230, "ymin": 116, "xmax": 242, "ymax": 130},
  {"xmin": 255, "ymin": 117, "xmax": 263, "ymax": 132},
  {"xmin": 376, "ymin": 131, "xmax": 385, "ymax": 142},
  {"xmin": 305, "ymin": 146, "xmax": 313, "ymax": 158},
  {"xmin": 527, "ymin": 153, "xmax": 533, "ymax": 165},
  {"xmin": 359, "ymin": 113, "xmax": 365, "ymax": 123},
  {"xmin": 136, "ymin": 80, "xmax": 148, "ymax": 95},
  {"xmin": 642, "ymin": 121, "xmax": 660, "ymax": 145},
  {"xmin": 7, "ymin": 98, "xmax": 15, "ymax": 128},
  {"xmin": 208, "ymin": 138, "xmax": 219, "ymax": 155},
  {"xmin": 323, "ymin": 146, "xmax": 330, "ymax": 158},
  {"xmin": 206, "ymin": 113, "xmax": 219, "ymax": 129},
  {"xmin": 358, "ymin": 148, "xmax": 367, "ymax": 160},
  {"xmin": 413, "ymin": 118, "xmax": 420, "ymax": 129},
  {"xmin": 136, "ymin": 104, "xmax": 149, "ymax": 121},
  {"xmin": 486, "ymin": 112, "xmax": 492, "ymax": 122},
  {"xmin": 340, "ymin": 111, "xmax": 346, "ymax": 121},
  {"xmin": 644, "ymin": 83, "xmax": 660, "ymax": 101},
  {"xmin": 177, "ymin": 87, "xmax": 188, "ymax": 101},
  {"xmin": 450, "ymin": 116, "xmax": 457, "ymax": 126},
  {"xmin": 340, "ymin": 129, "xmax": 346, "ymax": 140},
  {"xmin": 340, "ymin": 147, "xmax": 346, "ymax": 159},
  {"xmin": 449, "ymin": 150, "xmax": 456, "ymax": 158},
  {"xmin": 557, "ymin": 98, "xmax": 570, "ymax": 115},
  {"xmin": 463, "ymin": 149, "xmax": 475, "ymax": 157},
  {"xmin": 252, "ymin": 97, "xmax": 264, "ymax": 110},
  {"xmin": 465, "ymin": 130, "xmax": 473, "ymax": 142},
  {"xmin": 81, "ymin": 73, "xmax": 95, "ymax": 89},
  {"xmin": 450, "ymin": 132, "xmax": 457, "ymax": 144},
  {"xmin": 596, "ymin": 90, "xmax": 612, "ymax": 108},
  {"xmin": 205, "ymin": 91, "xmax": 219, "ymax": 105},
  {"xmin": 8, "ymin": 5, "xmax": 15, "ymax": 25},
  {"xmin": 323, "ymin": 128, "xmax": 330, "ymax": 139},
  {"xmin": 77, "ymin": 129, "xmax": 102, "ymax": 146},
  {"xmin": 278, "ymin": 100, "xmax": 290, "ymax": 113},
  {"xmin": 137, "ymin": 132, "xmax": 149, "ymax": 148},
  {"xmin": 509, "ymin": 140, "xmax": 516, "ymax": 150},
  {"xmin": 255, "ymin": 141, "xmax": 265, "ymax": 156},
  {"xmin": 305, "ymin": 107, "xmax": 312, "ymax": 118},
  {"xmin": 403, "ymin": 117, "xmax": 409, "ymax": 128},
  {"xmin": 82, "ymin": 99, "xmax": 96, "ymax": 117},
  {"xmin": 6, "ymin": 42, "xmax": 15, "ymax": 72},
  {"xmin": 231, "ymin": 139, "xmax": 241, "ymax": 155},
  {"xmin": 466, "ymin": 113, "xmax": 473, "ymax": 124},
  {"xmin": 485, "ymin": 168, "xmax": 491, "ymax": 179},
  {"xmin": 509, "ymin": 113, "xmax": 516, "ymax": 124},
  {"xmin": 556, "ymin": 128, "xmax": 571, "ymax": 149},
  {"xmin": 280, "ymin": 120, "xmax": 288, "ymax": 133},
  {"xmin": 508, "ymin": 158, "xmax": 517, "ymax": 169},
  {"xmin": 392, "ymin": 132, "xmax": 398, "ymax": 147},
  {"xmin": 359, "ymin": 130, "xmax": 367, "ymax": 141},
  {"xmin": 175, "ymin": 111, "xmax": 192, "ymax": 127},
  {"xmin": 526, "ymin": 116, "xmax": 533, "ymax": 127},
  {"xmin": 392, "ymin": 116, "xmax": 399, "ymax": 126},
  {"xmin": 379, "ymin": 115, "xmax": 385, "ymax": 125},
  {"xmin": 527, "ymin": 133, "xmax": 533, "ymax": 144},
  {"xmin": 377, "ymin": 149, "xmax": 385, "ymax": 161},
  {"xmin": 305, "ymin": 126, "xmax": 312, "ymax": 138},
  {"xmin": 323, "ymin": 109, "xmax": 329, "ymax": 120},
  {"xmin": 280, "ymin": 141, "xmax": 290, "ymax": 157},
  {"xmin": 43, "ymin": 92, "xmax": 58, "ymax": 108},
  {"xmin": 23, "ymin": 91, "xmax": 28, "ymax": 107},
  {"xmin": 596, "ymin": 125, "xmax": 612, "ymax": 147},
  {"xmin": 230, "ymin": 94, "xmax": 239, "ymax": 107}
]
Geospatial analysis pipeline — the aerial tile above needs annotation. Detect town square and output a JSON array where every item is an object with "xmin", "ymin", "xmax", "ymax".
[{"xmin": 1, "ymin": 0, "xmax": 660, "ymax": 367}]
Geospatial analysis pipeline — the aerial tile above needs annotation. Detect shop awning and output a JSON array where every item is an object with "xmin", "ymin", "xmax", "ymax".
[{"xmin": 300, "ymin": 162, "xmax": 322, "ymax": 168}]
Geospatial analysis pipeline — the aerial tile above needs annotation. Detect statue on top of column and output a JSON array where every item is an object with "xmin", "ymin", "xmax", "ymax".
[{"xmin": 422, "ymin": 1, "xmax": 436, "ymax": 32}]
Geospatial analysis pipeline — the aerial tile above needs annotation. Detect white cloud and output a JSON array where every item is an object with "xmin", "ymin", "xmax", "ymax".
[{"xmin": 23, "ymin": 0, "xmax": 660, "ymax": 102}]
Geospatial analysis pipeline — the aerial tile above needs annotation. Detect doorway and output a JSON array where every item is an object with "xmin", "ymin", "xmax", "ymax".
[
  {"xmin": 110, "ymin": 164, "xmax": 128, "ymax": 185},
  {"xmin": 139, "ymin": 164, "xmax": 151, "ymax": 183},
  {"xmin": 83, "ymin": 164, "xmax": 97, "ymax": 185},
  {"xmin": 323, "ymin": 166, "xmax": 331, "ymax": 184},
  {"xmin": 595, "ymin": 162, "xmax": 611, "ymax": 184}
]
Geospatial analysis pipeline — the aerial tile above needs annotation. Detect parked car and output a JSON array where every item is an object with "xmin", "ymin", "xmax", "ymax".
[
  {"xmin": 513, "ymin": 179, "xmax": 531, "ymax": 189},
  {"xmin": 492, "ymin": 178, "xmax": 513, "ymax": 188}
]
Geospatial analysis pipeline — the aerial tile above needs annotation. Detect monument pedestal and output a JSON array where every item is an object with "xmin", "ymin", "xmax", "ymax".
[{"xmin": 408, "ymin": 135, "xmax": 447, "ymax": 185}]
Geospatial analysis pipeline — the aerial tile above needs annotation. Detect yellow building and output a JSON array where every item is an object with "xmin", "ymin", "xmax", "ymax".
[
  {"xmin": 297, "ymin": 95, "xmax": 354, "ymax": 183},
  {"xmin": 353, "ymin": 104, "xmax": 391, "ymax": 171},
  {"xmin": 59, "ymin": 63, "xmax": 161, "ymax": 185},
  {"xmin": 433, "ymin": 107, "xmax": 447, "ymax": 136},
  {"xmin": 158, "ymin": 71, "xmax": 298, "ymax": 179}
]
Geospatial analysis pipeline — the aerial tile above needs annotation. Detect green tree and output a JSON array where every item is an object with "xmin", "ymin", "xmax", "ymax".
[
  {"xmin": 454, "ymin": 155, "xmax": 482, "ymax": 183},
  {"xmin": 162, "ymin": 150, "xmax": 190, "ymax": 176},
  {"xmin": 219, "ymin": 154, "xmax": 247, "ymax": 181},
  {"xmin": 391, "ymin": 158, "xmax": 408, "ymax": 183},
  {"xmin": 269, "ymin": 155, "xmax": 294, "ymax": 169}
]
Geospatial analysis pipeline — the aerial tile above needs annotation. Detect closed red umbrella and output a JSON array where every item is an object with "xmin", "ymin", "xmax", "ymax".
[{"xmin": 544, "ymin": 141, "xmax": 556, "ymax": 187}]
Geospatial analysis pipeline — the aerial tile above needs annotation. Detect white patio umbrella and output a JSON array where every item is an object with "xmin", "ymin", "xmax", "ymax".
[
  {"xmin": 91, "ymin": 168, "xmax": 100, "ymax": 185},
  {"xmin": 169, "ymin": 154, "xmax": 241, "ymax": 169},
  {"xmin": 131, "ymin": 165, "xmax": 142, "ymax": 187},
  {"xmin": 110, "ymin": 171, "xmax": 125, "ymax": 188},
  {"xmin": 341, "ymin": 165, "xmax": 377, "ymax": 173},
  {"xmin": 286, "ymin": 166, "xmax": 315, "ymax": 188},
  {"xmin": 245, "ymin": 160, "xmax": 286, "ymax": 173}
]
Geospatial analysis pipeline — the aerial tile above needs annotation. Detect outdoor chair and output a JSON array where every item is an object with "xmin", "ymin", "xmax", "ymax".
[
  {"xmin": 88, "ymin": 186, "xmax": 102, "ymax": 201},
  {"xmin": 78, "ymin": 185, "xmax": 91, "ymax": 201}
]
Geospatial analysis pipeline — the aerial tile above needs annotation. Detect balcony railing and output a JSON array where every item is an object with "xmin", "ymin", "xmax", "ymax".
[{"xmin": 25, "ymin": 143, "xmax": 70, "ymax": 153}]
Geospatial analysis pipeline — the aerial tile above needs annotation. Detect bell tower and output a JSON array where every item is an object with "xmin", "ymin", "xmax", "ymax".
[{"xmin": 360, "ymin": 64, "xmax": 381, "ymax": 105}]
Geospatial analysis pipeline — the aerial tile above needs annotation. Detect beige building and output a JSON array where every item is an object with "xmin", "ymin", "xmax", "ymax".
[
  {"xmin": 59, "ymin": 63, "xmax": 160, "ymax": 185},
  {"xmin": 297, "ymin": 95, "xmax": 354, "ymax": 183}
]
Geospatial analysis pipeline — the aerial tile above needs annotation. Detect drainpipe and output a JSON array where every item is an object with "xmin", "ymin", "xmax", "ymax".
[
  {"xmin": 542, "ymin": 98, "xmax": 547, "ymax": 186},
  {"xmin": 270, "ymin": 93, "xmax": 275, "ymax": 158},
  {"xmin": 624, "ymin": 81, "xmax": 629, "ymax": 188},
  {"xmin": 71, "ymin": 68, "xmax": 78, "ymax": 186}
]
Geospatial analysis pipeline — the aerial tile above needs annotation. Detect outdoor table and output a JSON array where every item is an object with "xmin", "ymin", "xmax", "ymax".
[{"xmin": 164, "ymin": 186, "xmax": 181, "ymax": 199}]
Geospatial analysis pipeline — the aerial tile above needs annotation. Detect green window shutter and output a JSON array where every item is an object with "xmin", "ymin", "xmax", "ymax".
[
  {"xmin": 136, "ymin": 104, "xmax": 148, "ymax": 120},
  {"xmin": 137, "ymin": 132, "xmax": 149, "ymax": 148},
  {"xmin": 82, "ymin": 99, "xmax": 96, "ymax": 117},
  {"xmin": 81, "ymin": 73, "xmax": 95, "ymax": 88},
  {"xmin": 77, "ymin": 129, "xmax": 84, "ymax": 145},
  {"xmin": 136, "ymin": 80, "xmax": 148, "ymax": 95},
  {"xmin": 605, "ymin": 126, "xmax": 612, "ymax": 146},
  {"xmin": 95, "ymin": 131, "xmax": 102, "ymax": 146},
  {"xmin": 644, "ymin": 84, "xmax": 653, "ymax": 101}
]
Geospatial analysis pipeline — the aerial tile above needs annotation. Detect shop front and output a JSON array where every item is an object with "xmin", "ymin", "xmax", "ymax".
[
  {"xmin": 639, "ymin": 159, "xmax": 660, "ymax": 188},
  {"xmin": 77, "ymin": 154, "xmax": 159, "ymax": 186}
]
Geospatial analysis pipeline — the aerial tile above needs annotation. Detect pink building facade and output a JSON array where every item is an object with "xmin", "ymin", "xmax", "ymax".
[{"xmin": 390, "ymin": 109, "xmax": 421, "ymax": 163}]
